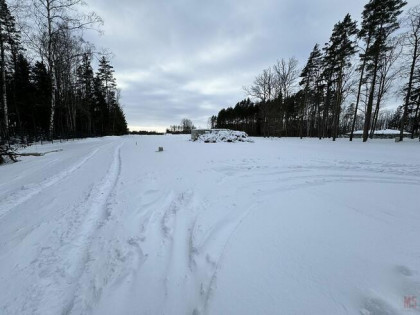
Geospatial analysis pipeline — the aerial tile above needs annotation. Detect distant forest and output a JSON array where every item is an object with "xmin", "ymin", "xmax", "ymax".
[
  {"xmin": 0, "ymin": 0, "xmax": 128, "ymax": 145},
  {"xmin": 211, "ymin": 0, "xmax": 420, "ymax": 142}
]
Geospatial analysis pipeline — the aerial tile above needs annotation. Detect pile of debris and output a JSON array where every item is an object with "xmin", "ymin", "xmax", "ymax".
[
  {"xmin": 194, "ymin": 130, "xmax": 253, "ymax": 143},
  {"xmin": 0, "ymin": 145, "xmax": 18, "ymax": 164}
]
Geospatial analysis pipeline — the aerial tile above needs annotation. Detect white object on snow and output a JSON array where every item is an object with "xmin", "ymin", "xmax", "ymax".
[{"xmin": 194, "ymin": 129, "xmax": 253, "ymax": 143}]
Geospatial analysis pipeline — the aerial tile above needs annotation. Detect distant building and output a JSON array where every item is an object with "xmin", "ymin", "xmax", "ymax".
[{"xmin": 347, "ymin": 129, "xmax": 410, "ymax": 139}]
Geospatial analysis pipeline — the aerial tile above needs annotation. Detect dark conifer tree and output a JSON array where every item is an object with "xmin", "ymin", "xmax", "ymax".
[
  {"xmin": 323, "ymin": 14, "xmax": 358, "ymax": 140},
  {"xmin": 359, "ymin": 0, "xmax": 406, "ymax": 142},
  {"xmin": 76, "ymin": 53, "xmax": 95, "ymax": 135},
  {"xmin": 0, "ymin": 0, "xmax": 16, "ymax": 139},
  {"xmin": 300, "ymin": 44, "xmax": 323, "ymax": 138}
]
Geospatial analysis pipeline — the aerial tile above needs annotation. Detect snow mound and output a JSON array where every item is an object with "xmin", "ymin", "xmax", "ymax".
[{"xmin": 196, "ymin": 130, "xmax": 253, "ymax": 143}]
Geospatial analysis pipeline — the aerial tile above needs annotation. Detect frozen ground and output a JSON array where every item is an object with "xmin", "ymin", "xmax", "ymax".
[{"xmin": 0, "ymin": 135, "xmax": 420, "ymax": 315}]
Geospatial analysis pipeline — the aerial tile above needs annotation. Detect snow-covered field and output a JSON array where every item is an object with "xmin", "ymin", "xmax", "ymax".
[{"xmin": 1, "ymin": 135, "xmax": 419, "ymax": 315}]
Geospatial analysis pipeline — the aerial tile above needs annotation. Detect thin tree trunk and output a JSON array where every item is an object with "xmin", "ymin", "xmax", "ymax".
[
  {"xmin": 411, "ymin": 98, "xmax": 419, "ymax": 139},
  {"xmin": 46, "ymin": 0, "xmax": 57, "ymax": 141},
  {"xmin": 350, "ymin": 38, "xmax": 371, "ymax": 142},
  {"xmin": 322, "ymin": 82, "xmax": 331, "ymax": 138},
  {"xmin": 363, "ymin": 51, "xmax": 380, "ymax": 142},
  {"xmin": 370, "ymin": 97, "xmax": 381, "ymax": 139},
  {"xmin": 1, "ymin": 37, "xmax": 8, "ymax": 139},
  {"xmin": 333, "ymin": 67, "xmax": 344, "ymax": 141},
  {"xmin": 400, "ymin": 39, "xmax": 418, "ymax": 141}
]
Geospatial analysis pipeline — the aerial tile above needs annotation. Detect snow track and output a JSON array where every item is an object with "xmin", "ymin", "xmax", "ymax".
[
  {"xmin": 0, "ymin": 147, "xmax": 101, "ymax": 219},
  {"xmin": 1, "ymin": 136, "xmax": 420, "ymax": 315}
]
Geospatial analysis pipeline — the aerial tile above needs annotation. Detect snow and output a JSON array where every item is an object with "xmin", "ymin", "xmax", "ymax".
[
  {"xmin": 1, "ymin": 135, "xmax": 420, "ymax": 314},
  {"xmin": 195, "ymin": 130, "xmax": 252, "ymax": 143},
  {"xmin": 352, "ymin": 129, "xmax": 410, "ymax": 135}
]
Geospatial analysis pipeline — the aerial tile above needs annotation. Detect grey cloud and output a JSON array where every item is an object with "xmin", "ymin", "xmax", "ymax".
[{"xmin": 86, "ymin": 0, "xmax": 418, "ymax": 131}]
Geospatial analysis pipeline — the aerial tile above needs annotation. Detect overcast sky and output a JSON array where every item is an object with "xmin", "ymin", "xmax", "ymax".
[{"xmin": 86, "ymin": 0, "xmax": 417, "ymax": 132}]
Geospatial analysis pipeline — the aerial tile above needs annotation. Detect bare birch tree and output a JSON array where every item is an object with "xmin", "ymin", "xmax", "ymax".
[{"xmin": 28, "ymin": 0, "xmax": 101, "ymax": 139}]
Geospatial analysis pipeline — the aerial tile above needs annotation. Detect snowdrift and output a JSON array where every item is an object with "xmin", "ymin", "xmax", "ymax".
[{"xmin": 194, "ymin": 130, "xmax": 253, "ymax": 143}]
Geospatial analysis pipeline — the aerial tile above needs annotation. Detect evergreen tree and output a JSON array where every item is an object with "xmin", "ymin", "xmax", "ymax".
[
  {"xmin": 300, "ymin": 44, "xmax": 323, "ymax": 138},
  {"xmin": 32, "ymin": 61, "xmax": 52, "ymax": 137},
  {"xmin": 400, "ymin": 6, "xmax": 420, "ymax": 140},
  {"xmin": 0, "ymin": 0, "xmax": 17, "ymax": 140},
  {"xmin": 76, "ymin": 53, "xmax": 95, "ymax": 135},
  {"xmin": 323, "ymin": 14, "xmax": 358, "ymax": 140},
  {"xmin": 359, "ymin": 0, "xmax": 406, "ymax": 142}
]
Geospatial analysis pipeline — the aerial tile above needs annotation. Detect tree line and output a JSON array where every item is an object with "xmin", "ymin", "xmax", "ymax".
[
  {"xmin": 0, "ymin": 0, "xmax": 128, "ymax": 145},
  {"xmin": 212, "ymin": 0, "xmax": 420, "ymax": 141},
  {"xmin": 166, "ymin": 118, "xmax": 196, "ymax": 134}
]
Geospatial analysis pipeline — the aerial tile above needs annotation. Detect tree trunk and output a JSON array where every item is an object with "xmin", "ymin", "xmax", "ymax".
[
  {"xmin": 411, "ymin": 98, "xmax": 419, "ymax": 139},
  {"xmin": 400, "ymin": 39, "xmax": 418, "ymax": 141},
  {"xmin": 1, "ymin": 36, "xmax": 8, "ymax": 139},
  {"xmin": 363, "ymin": 51, "xmax": 380, "ymax": 142},
  {"xmin": 47, "ymin": 0, "xmax": 57, "ymax": 141},
  {"xmin": 350, "ymin": 37, "xmax": 370, "ymax": 142},
  {"xmin": 322, "ymin": 82, "xmax": 332, "ymax": 138},
  {"xmin": 333, "ymin": 66, "xmax": 344, "ymax": 141},
  {"xmin": 317, "ymin": 85, "xmax": 322, "ymax": 140}
]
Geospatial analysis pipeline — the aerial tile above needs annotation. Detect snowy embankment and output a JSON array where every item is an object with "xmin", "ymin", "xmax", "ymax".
[{"xmin": 0, "ymin": 136, "xmax": 420, "ymax": 314}]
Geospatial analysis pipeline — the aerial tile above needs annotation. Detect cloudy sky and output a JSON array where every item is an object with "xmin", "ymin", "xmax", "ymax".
[{"xmin": 86, "ymin": 0, "xmax": 416, "ymax": 132}]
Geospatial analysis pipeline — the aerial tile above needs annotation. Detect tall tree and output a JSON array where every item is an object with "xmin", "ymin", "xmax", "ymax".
[
  {"xmin": 300, "ymin": 44, "xmax": 323, "ymax": 138},
  {"xmin": 30, "ymin": 0, "xmax": 101, "ymax": 139},
  {"xmin": 274, "ymin": 57, "xmax": 299, "ymax": 99},
  {"xmin": 245, "ymin": 67, "xmax": 276, "ymax": 103},
  {"xmin": 400, "ymin": 5, "xmax": 420, "ymax": 141},
  {"xmin": 0, "ymin": 0, "xmax": 17, "ymax": 139},
  {"xmin": 96, "ymin": 56, "xmax": 117, "ymax": 133},
  {"xmin": 323, "ymin": 14, "xmax": 358, "ymax": 140},
  {"xmin": 370, "ymin": 36, "xmax": 402, "ymax": 138},
  {"xmin": 76, "ymin": 52, "xmax": 95, "ymax": 135},
  {"xmin": 360, "ymin": 0, "xmax": 406, "ymax": 142},
  {"xmin": 409, "ymin": 67, "xmax": 420, "ymax": 138}
]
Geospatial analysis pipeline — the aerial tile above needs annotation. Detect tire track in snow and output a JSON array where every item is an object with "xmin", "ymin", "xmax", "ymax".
[
  {"xmin": 199, "ymin": 205, "xmax": 258, "ymax": 315},
  {"xmin": 63, "ymin": 141, "xmax": 126, "ymax": 314},
  {"xmin": 11, "ymin": 141, "xmax": 125, "ymax": 315},
  {"xmin": 129, "ymin": 189, "xmax": 204, "ymax": 314},
  {"xmin": 194, "ymin": 160, "xmax": 420, "ymax": 313},
  {"xmin": 66, "ymin": 141, "xmax": 148, "ymax": 315},
  {"xmin": 0, "ymin": 146, "xmax": 102, "ymax": 220}
]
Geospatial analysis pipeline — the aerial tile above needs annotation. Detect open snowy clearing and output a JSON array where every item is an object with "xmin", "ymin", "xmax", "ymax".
[{"xmin": 0, "ymin": 135, "xmax": 419, "ymax": 314}]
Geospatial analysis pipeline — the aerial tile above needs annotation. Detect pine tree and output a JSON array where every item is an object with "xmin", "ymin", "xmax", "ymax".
[
  {"xmin": 359, "ymin": 0, "xmax": 406, "ymax": 142},
  {"xmin": 76, "ymin": 53, "xmax": 95, "ymax": 135},
  {"xmin": 323, "ymin": 14, "xmax": 358, "ymax": 140},
  {"xmin": 400, "ymin": 6, "xmax": 420, "ymax": 141},
  {"xmin": 300, "ymin": 44, "xmax": 323, "ymax": 138}
]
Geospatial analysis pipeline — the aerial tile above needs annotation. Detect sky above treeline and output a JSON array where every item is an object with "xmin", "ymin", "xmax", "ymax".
[{"xmin": 86, "ymin": 0, "xmax": 417, "ymax": 132}]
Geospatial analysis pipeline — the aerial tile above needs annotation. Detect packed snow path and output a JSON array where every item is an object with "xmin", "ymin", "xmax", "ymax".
[{"xmin": 1, "ymin": 136, "xmax": 420, "ymax": 314}]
